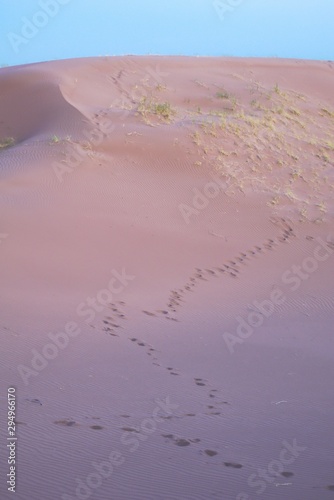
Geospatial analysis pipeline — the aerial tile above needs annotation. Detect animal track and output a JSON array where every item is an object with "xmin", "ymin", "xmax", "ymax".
[
  {"xmin": 101, "ymin": 301, "xmax": 127, "ymax": 336},
  {"xmin": 54, "ymin": 419, "xmax": 78, "ymax": 427},
  {"xmin": 25, "ymin": 398, "xmax": 42, "ymax": 405},
  {"xmin": 166, "ymin": 366, "xmax": 180, "ymax": 376},
  {"xmin": 127, "ymin": 337, "xmax": 229, "ymax": 418},
  {"xmin": 204, "ymin": 450, "xmax": 218, "ymax": 457},
  {"xmin": 194, "ymin": 378, "xmax": 206, "ymax": 386},
  {"xmin": 162, "ymin": 434, "xmax": 220, "ymax": 458},
  {"xmin": 128, "ymin": 337, "xmax": 161, "ymax": 365},
  {"xmin": 224, "ymin": 462, "xmax": 243, "ymax": 469},
  {"xmin": 141, "ymin": 217, "xmax": 295, "ymax": 320},
  {"xmin": 162, "ymin": 434, "xmax": 201, "ymax": 447},
  {"xmin": 54, "ymin": 417, "xmax": 105, "ymax": 430}
]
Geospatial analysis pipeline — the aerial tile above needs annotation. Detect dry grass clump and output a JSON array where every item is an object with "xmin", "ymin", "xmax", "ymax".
[
  {"xmin": 0, "ymin": 137, "xmax": 15, "ymax": 150},
  {"xmin": 137, "ymin": 97, "xmax": 176, "ymax": 123}
]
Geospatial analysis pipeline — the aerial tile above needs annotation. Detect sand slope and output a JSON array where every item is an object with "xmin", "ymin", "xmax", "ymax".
[{"xmin": 0, "ymin": 56, "xmax": 334, "ymax": 500}]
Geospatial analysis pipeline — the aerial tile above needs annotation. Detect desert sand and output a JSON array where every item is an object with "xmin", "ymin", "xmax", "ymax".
[{"xmin": 0, "ymin": 56, "xmax": 334, "ymax": 500}]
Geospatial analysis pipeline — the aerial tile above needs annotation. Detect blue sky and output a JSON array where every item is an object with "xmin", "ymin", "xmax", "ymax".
[{"xmin": 1, "ymin": 0, "xmax": 333, "ymax": 67}]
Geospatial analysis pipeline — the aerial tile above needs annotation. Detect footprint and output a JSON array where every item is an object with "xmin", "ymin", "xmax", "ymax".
[
  {"xmin": 205, "ymin": 269, "xmax": 216, "ymax": 276},
  {"xmin": 175, "ymin": 438, "xmax": 191, "ymax": 447},
  {"xmin": 215, "ymin": 267, "xmax": 226, "ymax": 273},
  {"xmin": 163, "ymin": 366, "xmax": 179, "ymax": 375},
  {"xmin": 102, "ymin": 304, "xmax": 127, "ymax": 336},
  {"xmin": 204, "ymin": 450, "xmax": 218, "ymax": 457},
  {"xmin": 162, "ymin": 434, "xmax": 194, "ymax": 447},
  {"xmin": 209, "ymin": 390, "xmax": 218, "ymax": 398},
  {"xmin": 142, "ymin": 310, "xmax": 156, "ymax": 317},
  {"xmin": 54, "ymin": 419, "xmax": 78, "ymax": 427},
  {"xmin": 162, "ymin": 434, "xmax": 174, "ymax": 440},
  {"xmin": 224, "ymin": 462, "xmax": 243, "ymax": 469},
  {"xmin": 103, "ymin": 327, "xmax": 119, "ymax": 337},
  {"xmin": 128, "ymin": 337, "xmax": 161, "ymax": 366},
  {"xmin": 26, "ymin": 398, "xmax": 42, "ymax": 405},
  {"xmin": 195, "ymin": 378, "xmax": 206, "ymax": 387}
]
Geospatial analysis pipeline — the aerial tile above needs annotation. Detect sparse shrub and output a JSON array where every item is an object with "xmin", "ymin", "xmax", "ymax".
[
  {"xmin": 216, "ymin": 91, "xmax": 229, "ymax": 99},
  {"xmin": 137, "ymin": 97, "xmax": 175, "ymax": 122},
  {"xmin": 0, "ymin": 137, "xmax": 15, "ymax": 150}
]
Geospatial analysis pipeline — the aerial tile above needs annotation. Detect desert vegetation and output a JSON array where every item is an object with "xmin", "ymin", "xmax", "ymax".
[{"xmin": 0, "ymin": 137, "xmax": 15, "ymax": 150}]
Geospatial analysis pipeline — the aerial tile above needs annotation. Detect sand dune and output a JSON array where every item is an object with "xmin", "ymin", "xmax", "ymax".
[{"xmin": 0, "ymin": 56, "xmax": 334, "ymax": 500}]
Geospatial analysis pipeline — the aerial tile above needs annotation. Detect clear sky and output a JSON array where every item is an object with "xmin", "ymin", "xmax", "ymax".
[{"xmin": 1, "ymin": 0, "xmax": 333, "ymax": 67}]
